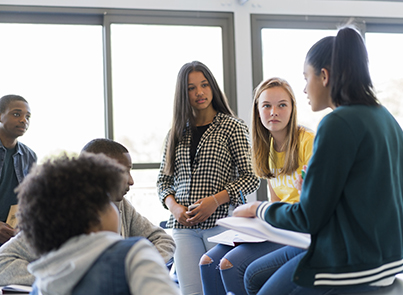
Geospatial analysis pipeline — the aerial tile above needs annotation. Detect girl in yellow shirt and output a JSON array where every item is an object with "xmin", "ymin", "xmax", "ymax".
[{"xmin": 200, "ymin": 77, "xmax": 314, "ymax": 295}]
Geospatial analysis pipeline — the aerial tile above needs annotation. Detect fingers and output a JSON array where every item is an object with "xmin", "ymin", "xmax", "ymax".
[
  {"xmin": 186, "ymin": 211, "xmax": 209, "ymax": 224},
  {"xmin": 233, "ymin": 202, "xmax": 260, "ymax": 218},
  {"xmin": 178, "ymin": 214, "xmax": 193, "ymax": 227},
  {"xmin": 186, "ymin": 207, "xmax": 210, "ymax": 224},
  {"xmin": 0, "ymin": 223, "xmax": 16, "ymax": 244},
  {"xmin": 294, "ymin": 174, "xmax": 303, "ymax": 192},
  {"xmin": 232, "ymin": 203, "xmax": 249, "ymax": 217},
  {"xmin": 171, "ymin": 205, "xmax": 194, "ymax": 226}
]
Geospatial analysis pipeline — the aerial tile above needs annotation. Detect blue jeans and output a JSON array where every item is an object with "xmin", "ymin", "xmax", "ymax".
[
  {"xmin": 200, "ymin": 242, "xmax": 284, "ymax": 295},
  {"xmin": 244, "ymin": 246, "xmax": 382, "ymax": 295},
  {"xmin": 172, "ymin": 226, "xmax": 226, "ymax": 295}
]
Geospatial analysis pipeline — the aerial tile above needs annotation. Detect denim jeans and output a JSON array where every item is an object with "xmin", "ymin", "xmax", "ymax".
[
  {"xmin": 244, "ymin": 246, "xmax": 382, "ymax": 295},
  {"xmin": 200, "ymin": 242, "xmax": 284, "ymax": 295},
  {"xmin": 172, "ymin": 226, "xmax": 226, "ymax": 295}
]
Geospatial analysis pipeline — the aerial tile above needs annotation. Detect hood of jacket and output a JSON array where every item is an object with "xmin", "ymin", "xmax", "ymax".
[{"xmin": 28, "ymin": 231, "xmax": 122, "ymax": 295}]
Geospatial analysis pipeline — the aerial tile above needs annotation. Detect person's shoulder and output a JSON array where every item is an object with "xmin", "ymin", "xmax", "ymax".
[
  {"xmin": 298, "ymin": 126, "xmax": 315, "ymax": 139},
  {"xmin": 0, "ymin": 232, "xmax": 26, "ymax": 251},
  {"xmin": 316, "ymin": 106, "xmax": 369, "ymax": 139},
  {"xmin": 17, "ymin": 142, "xmax": 37, "ymax": 158},
  {"xmin": 125, "ymin": 238, "xmax": 162, "ymax": 261},
  {"xmin": 317, "ymin": 108, "xmax": 348, "ymax": 130},
  {"xmin": 118, "ymin": 236, "xmax": 146, "ymax": 248},
  {"xmin": 326, "ymin": 105, "xmax": 385, "ymax": 129},
  {"xmin": 120, "ymin": 197, "xmax": 138, "ymax": 214},
  {"xmin": 297, "ymin": 126, "xmax": 314, "ymax": 145},
  {"xmin": 218, "ymin": 113, "xmax": 246, "ymax": 128},
  {"xmin": 330, "ymin": 104, "xmax": 382, "ymax": 119},
  {"xmin": 298, "ymin": 127, "xmax": 315, "ymax": 154}
]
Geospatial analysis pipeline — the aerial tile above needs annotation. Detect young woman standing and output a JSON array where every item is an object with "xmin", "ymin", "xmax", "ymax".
[{"xmin": 157, "ymin": 61, "xmax": 260, "ymax": 295}]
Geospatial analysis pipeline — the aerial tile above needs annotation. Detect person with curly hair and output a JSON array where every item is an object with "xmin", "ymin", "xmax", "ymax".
[
  {"xmin": 17, "ymin": 153, "xmax": 179, "ymax": 295},
  {"xmin": 0, "ymin": 138, "xmax": 175, "ymax": 286}
]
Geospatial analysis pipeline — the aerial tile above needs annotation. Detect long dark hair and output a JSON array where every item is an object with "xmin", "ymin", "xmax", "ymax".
[
  {"xmin": 306, "ymin": 26, "xmax": 379, "ymax": 107},
  {"xmin": 164, "ymin": 61, "xmax": 234, "ymax": 175}
]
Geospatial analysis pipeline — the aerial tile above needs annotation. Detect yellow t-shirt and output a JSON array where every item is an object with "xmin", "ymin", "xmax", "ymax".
[{"xmin": 269, "ymin": 128, "xmax": 314, "ymax": 204}]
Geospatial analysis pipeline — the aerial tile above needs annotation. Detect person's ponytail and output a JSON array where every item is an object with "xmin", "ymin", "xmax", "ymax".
[{"xmin": 330, "ymin": 26, "xmax": 378, "ymax": 106}]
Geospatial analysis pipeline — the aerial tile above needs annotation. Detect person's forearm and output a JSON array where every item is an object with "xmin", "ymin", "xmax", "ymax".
[
  {"xmin": 0, "ymin": 260, "xmax": 35, "ymax": 285},
  {"xmin": 211, "ymin": 190, "xmax": 230, "ymax": 206},
  {"xmin": 164, "ymin": 195, "xmax": 178, "ymax": 210},
  {"xmin": 0, "ymin": 234, "xmax": 37, "ymax": 285}
]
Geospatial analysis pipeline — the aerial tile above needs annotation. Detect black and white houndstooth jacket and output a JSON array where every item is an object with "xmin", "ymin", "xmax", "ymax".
[{"xmin": 157, "ymin": 112, "xmax": 260, "ymax": 229}]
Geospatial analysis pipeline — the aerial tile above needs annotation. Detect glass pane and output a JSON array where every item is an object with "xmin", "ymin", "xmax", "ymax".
[
  {"xmin": 366, "ymin": 32, "xmax": 403, "ymax": 127},
  {"xmin": 111, "ymin": 24, "xmax": 223, "ymax": 163},
  {"xmin": 261, "ymin": 28, "xmax": 337, "ymax": 200},
  {"xmin": 0, "ymin": 23, "xmax": 105, "ymax": 162},
  {"xmin": 125, "ymin": 169, "xmax": 171, "ymax": 228},
  {"xmin": 261, "ymin": 28, "xmax": 337, "ymax": 132}
]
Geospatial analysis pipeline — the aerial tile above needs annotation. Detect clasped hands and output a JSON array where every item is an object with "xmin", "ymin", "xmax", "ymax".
[{"xmin": 172, "ymin": 196, "xmax": 218, "ymax": 227}]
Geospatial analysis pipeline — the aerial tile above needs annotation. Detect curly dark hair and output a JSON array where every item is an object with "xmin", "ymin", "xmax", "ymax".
[{"xmin": 16, "ymin": 152, "xmax": 126, "ymax": 256}]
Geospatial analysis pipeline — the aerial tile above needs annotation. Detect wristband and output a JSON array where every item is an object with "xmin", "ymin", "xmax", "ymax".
[{"xmin": 212, "ymin": 195, "xmax": 220, "ymax": 207}]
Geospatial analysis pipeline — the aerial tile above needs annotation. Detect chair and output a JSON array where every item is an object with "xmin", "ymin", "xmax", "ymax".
[{"xmin": 159, "ymin": 220, "xmax": 178, "ymax": 284}]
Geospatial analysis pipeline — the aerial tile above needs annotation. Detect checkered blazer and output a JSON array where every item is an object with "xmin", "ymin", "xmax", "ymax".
[{"xmin": 157, "ymin": 112, "xmax": 260, "ymax": 229}]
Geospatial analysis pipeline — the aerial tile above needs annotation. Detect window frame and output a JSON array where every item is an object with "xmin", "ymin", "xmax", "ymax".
[
  {"xmin": 251, "ymin": 14, "xmax": 403, "ymax": 200},
  {"xmin": 0, "ymin": 6, "xmax": 236, "ymax": 171}
]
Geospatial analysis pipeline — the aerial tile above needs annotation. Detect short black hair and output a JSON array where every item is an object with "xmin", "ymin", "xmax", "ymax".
[
  {"xmin": 81, "ymin": 138, "xmax": 129, "ymax": 158},
  {"xmin": 16, "ymin": 153, "xmax": 126, "ymax": 256},
  {"xmin": 0, "ymin": 94, "xmax": 28, "ymax": 113}
]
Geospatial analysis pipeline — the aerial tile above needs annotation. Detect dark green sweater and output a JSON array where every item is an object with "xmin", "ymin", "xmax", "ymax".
[{"xmin": 260, "ymin": 105, "xmax": 403, "ymax": 287}]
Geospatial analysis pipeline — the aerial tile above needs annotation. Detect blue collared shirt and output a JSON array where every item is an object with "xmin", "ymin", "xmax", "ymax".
[
  {"xmin": 0, "ymin": 140, "xmax": 37, "ymax": 222},
  {"xmin": 0, "ymin": 140, "xmax": 37, "ymax": 184}
]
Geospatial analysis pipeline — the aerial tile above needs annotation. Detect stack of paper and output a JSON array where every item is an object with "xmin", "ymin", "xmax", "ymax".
[
  {"xmin": 212, "ymin": 217, "xmax": 311, "ymax": 249},
  {"xmin": 208, "ymin": 229, "xmax": 266, "ymax": 246}
]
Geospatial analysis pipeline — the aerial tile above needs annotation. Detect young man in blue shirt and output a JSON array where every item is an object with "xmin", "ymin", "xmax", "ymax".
[{"xmin": 0, "ymin": 95, "xmax": 36, "ymax": 244}]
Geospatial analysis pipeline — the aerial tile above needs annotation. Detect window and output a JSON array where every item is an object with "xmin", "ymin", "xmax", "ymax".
[
  {"xmin": 366, "ymin": 32, "xmax": 403, "ymax": 127},
  {"xmin": 251, "ymin": 15, "xmax": 403, "ymax": 201},
  {"xmin": 261, "ymin": 28, "xmax": 336, "ymax": 131},
  {"xmin": 0, "ymin": 7, "xmax": 236, "ymax": 225},
  {"xmin": 110, "ymin": 23, "xmax": 226, "ymax": 222},
  {"xmin": 110, "ymin": 24, "xmax": 224, "ymax": 163},
  {"xmin": 0, "ymin": 22, "xmax": 104, "ymax": 161}
]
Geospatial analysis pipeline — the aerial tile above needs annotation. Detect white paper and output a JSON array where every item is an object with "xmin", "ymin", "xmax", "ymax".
[
  {"xmin": 216, "ymin": 217, "xmax": 311, "ymax": 249},
  {"xmin": 208, "ymin": 229, "xmax": 266, "ymax": 246}
]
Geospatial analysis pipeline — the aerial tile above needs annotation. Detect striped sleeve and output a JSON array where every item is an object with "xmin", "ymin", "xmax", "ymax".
[{"xmin": 256, "ymin": 201, "xmax": 272, "ymax": 220}]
